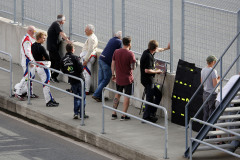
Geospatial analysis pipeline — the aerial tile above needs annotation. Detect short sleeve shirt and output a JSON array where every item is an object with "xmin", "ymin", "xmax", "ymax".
[
  {"xmin": 140, "ymin": 49, "xmax": 155, "ymax": 86},
  {"xmin": 112, "ymin": 48, "xmax": 136, "ymax": 86},
  {"xmin": 201, "ymin": 67, "xmax": 218, "ymax": 93},
  {"xmin": 47, "ymin": 21, "xmax": 62, "ymax": 51}
]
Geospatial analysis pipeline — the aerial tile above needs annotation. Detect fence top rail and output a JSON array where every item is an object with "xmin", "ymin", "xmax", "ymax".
[
  {"xmin": 103, "ymin": 87, "xmax": 168, "ymax": 116},
  {"xmin": 190, "ymin": 118, "xmax": 240, "ymax": 137},
  {"xmin": 184, "ymin": 1, "xmax": 238, "ymax": 14},
  {"xmin": 133, "ymin": 51, "xmax": 170, "ymax": 64}
]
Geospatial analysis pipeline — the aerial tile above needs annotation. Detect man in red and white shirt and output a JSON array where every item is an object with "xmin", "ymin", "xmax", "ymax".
[{"xmin": 14, "ymin": 26, "xmax": 38, "ymax": 100}]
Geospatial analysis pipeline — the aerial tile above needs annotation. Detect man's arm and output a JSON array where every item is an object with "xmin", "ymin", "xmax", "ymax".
[
  {"xmin": 156, "ymin": 43, "xmax": 170, "ymax": 52},
  {"xmin": 83, "ymin": 37, "xmax": 95, "ymax": 65},
  {"xmin": 111, "ymin": 60, "xmax": 116, "ymax": 81},
  {"xmin": 213, "ymin": 76, "xmax": 220, "ymax": 87},
  {"xmin": 145, "ymin": 68, "xmax": 162, "ymax": 74},
  {"xmin": 60, "ymin": 32, "xmax": 71, "ymax": 43}
]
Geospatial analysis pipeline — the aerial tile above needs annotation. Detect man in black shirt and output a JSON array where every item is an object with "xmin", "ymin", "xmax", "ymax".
[
  {"xmin": 60, "ymin": 44, "xmax": 88, "ymax": 119},
  {"xmin": 32, "ymin": 31, "xmax": 59, "ymax": 107},
  {"xmin": 140, "ymin": 40, "xmax": 170, "ymax": 123},
  {"xmin": 47, "ymin": 14, "xmax": 71, "ymax": 83}
]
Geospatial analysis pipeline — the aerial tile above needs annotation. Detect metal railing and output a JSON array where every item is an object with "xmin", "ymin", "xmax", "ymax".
[
  {"xmin": 101, "ymin": 87, "xmax": 169, "ymax": 159},
  {"xmin": 0, "ymin": 0, "xmax": 16, "ymax": 23},
  {"xmin": 185, "ymin": 30, "xmax": 240, "ymax": 150},
  {"xmin": 189, "ymin": 118, "xmax": 240, "ymax": 160},
  {"xmin": 27, "ymin": 61, "xmax": 85, "ymax": 126},
  {"xmin": 0, "ymin": 51, "xmax": 13, "ymax": 97}
]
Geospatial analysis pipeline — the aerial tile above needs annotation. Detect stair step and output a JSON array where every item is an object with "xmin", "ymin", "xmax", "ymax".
[
  {"xmin": 219, "ymin": 114, "xmax": 240, "ymax": 120},
  {"xmin": 231, "ymin": 99, "xmax": 240, "ymax": 104},
  {"xmin": 225, "ymin": 107, "xmax": 240, "ymax": 112},
  {"xmin": 208, "ymin": 129, "xmax": 240, "ymax": 136},
  {"xmin": 204, "ymin": 136, "xmax": 240, "ymax": 143},
  {"xmin": 198, "ymin": 144, "xmax": 235, "ymax": 151},
  {"xmin": 215, "ymin": 121, "xmax": 240, "ymax": 127}
]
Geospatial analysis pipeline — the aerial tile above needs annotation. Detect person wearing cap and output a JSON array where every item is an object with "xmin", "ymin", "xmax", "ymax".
[
  {"xmin": 201, "ymin": 55, "xmax": 220, "ymax": 122},
  {"xmin": 47, "ymin": 14, "xmax": 71, "ymax": 83}
]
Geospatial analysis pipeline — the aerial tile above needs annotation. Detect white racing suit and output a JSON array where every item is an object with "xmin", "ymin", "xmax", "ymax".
[
  {"xmin": 36, "ymin": 61, "xmax": 54, "ymax": 103},
  {"xmin": 80, "ymin": 51, "xmax": 97, "ymax": 92},
  {"xmin": 15, "ymin": 34, "xmax": 36, "ymax": 96}
]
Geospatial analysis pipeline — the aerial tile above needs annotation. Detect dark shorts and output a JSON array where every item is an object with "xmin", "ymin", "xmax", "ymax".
[{"xmin": 116, "ymin": 83, "xmax": 134, "ymax": 95}]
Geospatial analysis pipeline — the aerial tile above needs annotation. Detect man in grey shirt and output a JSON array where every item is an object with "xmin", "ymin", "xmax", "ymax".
[{"xmin": 201, "ymin": 55, "xmax": 220, "ymax": 121}]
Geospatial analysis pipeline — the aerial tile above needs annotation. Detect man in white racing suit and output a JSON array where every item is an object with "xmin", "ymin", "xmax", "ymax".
[
  {"xmin": 14, "ymin": 26, "xmax": 38, "ymax": 100},
  {"xmin": 79, "ymin": 24, "xmax": 98, "ymax": 95},
  {"xmin": 32, "ymin": 31, "xmax": 59, "ymax": 107}
]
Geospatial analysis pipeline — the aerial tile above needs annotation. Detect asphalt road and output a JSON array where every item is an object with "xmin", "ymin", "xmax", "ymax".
[{"xmin": 0, "ymin": 110, "xmax": 123, "ymax": 160}]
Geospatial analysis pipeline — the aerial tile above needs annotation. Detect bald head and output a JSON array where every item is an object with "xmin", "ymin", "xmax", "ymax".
[{"xmin": 27, "ymin": 26, "xmax": 36, "ymax": 37}]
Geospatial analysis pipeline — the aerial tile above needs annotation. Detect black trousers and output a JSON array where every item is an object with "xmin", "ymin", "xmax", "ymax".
[
  {"xmin": 49, "ymin": 51, "xmax": 61, "ymax": 79},
  {"xmin": 143, "ymin": 83, "xmax": 162, "ymax": 119}
]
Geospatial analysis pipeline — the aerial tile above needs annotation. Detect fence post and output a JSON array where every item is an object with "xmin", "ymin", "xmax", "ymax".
[
  {"xmin": 122, "ymin": 0, "xmax": 125, "ymax": 38},
  {"xmin": 69, "ymin": 0, "xmax": 72, "ymax": 40},
  {"xmin": 237, "ymin": 10, "xmax": 240, "ymax": 74},
  {"xmin": 60, "ymin": 0, "xmax": 63, "ymax": 14},
  {"xmin": 21, "ymin": 0, "xmax": 24, "ymax": 26},
  {"xmin": 13, "ymin": 0, "xmax": 17, "ymax": 23},
  {"xmin": 9, "ymin": 54, "xmax": 13, "ymax": 97},
  {"xmin": 112, "ymin": 0, "xmax": 115, "ymax": 36},
  {"xmin": 181, "ymin": 0, "xmax": 185, "ymax": 60},
  {"xmin": 170, "ymin": 0, "xmax": 173, "ymax": 73}
]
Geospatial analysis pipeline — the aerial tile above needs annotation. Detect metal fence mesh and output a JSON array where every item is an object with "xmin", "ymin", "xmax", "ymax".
[
  {"xmin": 23, "ymin": 0, "xmax": 62, "ymax": 29},
  {"xmin": 71, "ymin": 0, "xmax": 112, "ymax": 47},
  {"xmin": 0, "ymin": 0, "xmax": 14, "ymax": 16},
  {"xmin": 183, "ymin": 1, "xmax": 239, "ymax": 77},
  {"xmin": 124, "ymin": 0, "xmax": 170, "ymax": 61}
]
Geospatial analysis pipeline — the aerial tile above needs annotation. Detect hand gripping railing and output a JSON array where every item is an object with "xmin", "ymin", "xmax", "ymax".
[
  {"xmin": 101, "ymin": 87, "xmax": 169, "ymax": 159},
  {"xmin": 185, "ymin": 30, "xmax": 240, "ymax": 151},
  {"xmin": 0, "ymin": 50, "xmax": 13, "ymax": 97},
  {"xmin": 27, "ymin": 61, "xmax": 85, "ymax": 126},
  {"xmin": 189, "ymin": 118, "xmax": 240, "ymax": 160}
]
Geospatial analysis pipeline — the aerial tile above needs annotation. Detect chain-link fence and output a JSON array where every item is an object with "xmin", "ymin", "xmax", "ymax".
[
  {"xmin": 182, "ymin": 0, "xmax": 240, "ymax": 77},
  {"xmin": 0, "ymin": 0, "xmax": 16, "ymax": 22},
  {"xmin": 69, "ymin": 0, "xmax": 113, "ymax": 48},
  {"xmin": 22, "ymin": 0, "xmax": 63, "ymax": 30},
  {"xmin": 123, "ymin": 0, "xmax": 171, "ymax": 62}
]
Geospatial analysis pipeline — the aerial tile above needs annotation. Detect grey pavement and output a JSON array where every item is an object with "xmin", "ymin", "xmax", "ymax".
[{"xmin": 0, "ymin": 58, "xmax": 239, "ymax": 160}]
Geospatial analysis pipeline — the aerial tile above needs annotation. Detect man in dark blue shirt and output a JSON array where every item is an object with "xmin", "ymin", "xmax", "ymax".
[{"xmin": 92, "ymin": 31, "xmax": 122, "ymax": 102}]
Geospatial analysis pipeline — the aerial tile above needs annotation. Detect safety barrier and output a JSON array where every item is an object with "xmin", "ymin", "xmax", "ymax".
[
  {"xmin": 189, "ymin": 118, "xmax": 240, "ymax": 160},
  {"xmin": 27, "ymin": 61, "xmax": 86, "ymax": 126},
  {"xmin": 0, "ymin": 50, "xmax": 13, "ymax": 97},
  {"xmin": 101, "ymin": 87, "xmax": 169, "ymax": 159}
]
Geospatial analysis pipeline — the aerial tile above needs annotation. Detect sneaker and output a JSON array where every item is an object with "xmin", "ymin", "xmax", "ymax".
[
  {"xmin": 143, "ymin": 116, "xmax": 158, "ymax": 123},
  {"xmin": 29, "ymin": 94, "xmax": 39, "ymax": 98},
  {"xmin": 66, "ymin": 89, "xmax": 72, "ymax": 93},
  {"xmin": 15, "ymin": 94, "xmax": 24, "ymax": 101},
  {"xmin": 80, "ymin": 114, "xmax": 89, "ymax": 119},
  {"xmin": 111, "ymin": 114, "xmax": 117, "ymax": 120},
  {"xmin": 120, "ymin": 115, "xmax": 131, "ymax": 121},
  {"xmin": 73, "ymin": 114, "xmax": 78, "ymax": 119},
  {"xmin": 52, "ymin": 99, "xmax": 59, "ymax": 105},
  {"xmin": 92, "ymin": 96, "xmax": 101, "ymax": 102},
  {"xmin": 46, "ymin": 100, "xmax": 59, "ymax": 107},
  {"xmin": 51, "ymin": 77, "xmax": 59, "ymax": 83}
]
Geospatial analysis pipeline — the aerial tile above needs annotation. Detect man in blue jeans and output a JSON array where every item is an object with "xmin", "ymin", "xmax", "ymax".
[
  {"xmin": 60, "ymin": 44, "xmax": 88, "ymax": 119},
  {"xmin": 92, "ymin": 31, "xmax": 122, "ymax": 102}
]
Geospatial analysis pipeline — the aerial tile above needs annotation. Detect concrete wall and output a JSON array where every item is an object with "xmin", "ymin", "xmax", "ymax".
[{"xmin": 0, "ymin": 17, "xmax": 175, "ymax": 120}]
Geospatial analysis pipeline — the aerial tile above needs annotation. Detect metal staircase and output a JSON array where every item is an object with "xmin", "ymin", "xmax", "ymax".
[
  {"xmin": 184, "ymin": 78, "xmax": 240, "ymax": 158},
  {"xmin": 184, "ymin": 30, "xmax": 240, "ymax": 159}
]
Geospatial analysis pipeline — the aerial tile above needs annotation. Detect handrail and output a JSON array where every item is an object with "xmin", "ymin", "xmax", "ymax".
[
  {"xmin": 189, "ymin": 118, "xmax": 240, "ymax": 160},
  {"xmin": 101, "ymin": 87, "xmax": 168, "ymax": 159},
  {"xmin": 27, "ymin": 61, "xmax": 85, "ymax": 126},
  {"xmin": 185, "ymin": 30, "xmax": 240, "ymax": 150},
  {"xmin": 0, "ymin": 50, "xmax": 13, "ymax": 97}
]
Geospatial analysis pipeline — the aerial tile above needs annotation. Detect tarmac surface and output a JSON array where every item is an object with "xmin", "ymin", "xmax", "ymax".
[{"xmin": 0, "ymin": 58, "xmax": 239, "ymax": 160}]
